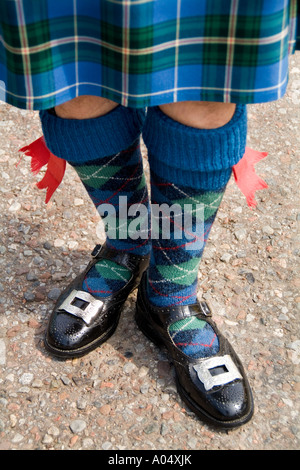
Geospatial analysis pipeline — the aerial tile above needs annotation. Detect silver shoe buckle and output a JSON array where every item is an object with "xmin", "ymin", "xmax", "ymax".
[
  {"xmin": 193, "ymin": 355, "xmax": 242, "ymax": 391},
  {"xmin": 58, "ymin": 290, "xmax": 103, "ymax": 325},
  {"xmin": 91, "ymin": 244, "xmax": 103, "ymax": 258},
  {"xmin": 199, "ymin": 301, "xmax": 212, "ymax": 317}
]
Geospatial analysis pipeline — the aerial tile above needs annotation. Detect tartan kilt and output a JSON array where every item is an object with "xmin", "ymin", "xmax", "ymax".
[{"xmin": 0, "ymin": 0, "xmax": 299, "ymax": 110}]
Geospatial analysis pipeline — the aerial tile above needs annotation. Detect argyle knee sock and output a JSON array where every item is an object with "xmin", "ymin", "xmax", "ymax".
[
  {"xmin": 40, "ymin": 106, "xmax": 151, "ymax": 298},
  {"xmin": 143, "ymin": 105, "xmax": 247, "ymax": 358}
]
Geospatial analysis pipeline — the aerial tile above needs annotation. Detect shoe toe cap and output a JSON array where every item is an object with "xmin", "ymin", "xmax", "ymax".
[
  {"xmin": 209, "ymin": 379, "xmax": 253, "ymax": 421},
  {"xmin": 185, "ymin": 363, "xmax": 254, "ymax": 427},
  {"xmin": 46, "ymin": 311, "xmax": 86, "ymax": 351}
]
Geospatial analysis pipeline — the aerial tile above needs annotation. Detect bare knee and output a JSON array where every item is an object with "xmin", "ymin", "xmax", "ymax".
[
  {"xmin": 159, "ymin": 101, "xmax": 236, "ymax": 129},
  {"xmin": 55, "ymin": 95, "xmax": 118, "ymax": 119}
]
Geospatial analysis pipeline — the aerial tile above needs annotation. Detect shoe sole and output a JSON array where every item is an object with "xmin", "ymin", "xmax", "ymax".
[{"xmin": 135, "ymin": 303, "xmax": 254, "ymax": 431}]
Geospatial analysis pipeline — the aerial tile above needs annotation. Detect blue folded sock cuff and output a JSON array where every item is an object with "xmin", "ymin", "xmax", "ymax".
[
  {"xmin": 143, "ymin": 105, "xmax": 247, "ymax": 190},
  {"xmin": 40, "ymin": 105, "xmax": 145, "ymax": 164}
]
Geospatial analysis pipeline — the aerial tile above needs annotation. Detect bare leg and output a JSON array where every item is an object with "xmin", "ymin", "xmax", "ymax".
[
  {"xmin": 55, "ymin": 97, "xmax": 235, "ymax": 128},
  {"xmin": 54, "ymin": 95, "xmax": 118, "ymax": 119},
  {"xmin": 159, "ymin": 101, "xmax": 236, "ymax": 129}
]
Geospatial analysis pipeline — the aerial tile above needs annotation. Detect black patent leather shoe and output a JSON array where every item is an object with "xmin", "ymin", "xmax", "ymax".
[
  {"xmin": 45, "ymin": 244, "xmax": 150, "ymax": 358},
  {"xmin": 135, "ymin": 274, "xmax": 254, "ymax": 430}
]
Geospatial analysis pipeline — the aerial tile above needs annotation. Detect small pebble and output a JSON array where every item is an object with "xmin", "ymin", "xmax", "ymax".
[
  {"xmin": 8, "ymin": 201, "xmax": 21, "ymax": 212},
  {"xmin": 0, "ymin": 340, "xmax": 6, "ymax": 366},
  {"xmin": 102, "ymin": 441, "xmax": 112, "ymax": 450},
  {"xmin": 123, "ymin": 362, "xmax": 137, "ymax": 374},
  {"xmin": 19, "ymin": 373, "xmax": 34, "ymax": 385},
  {"xmin": 262, "ymin": 225, "xmax": 274, "ymax": 235},
  {"xmin": 220, "ymin": 253, "xmax": 232, "ymax": 263},
  {"xmin": 24, "ymin": 291, "xmax": 35, "ymax": 302},
  {"xmin": 47, "ymin": 288, "xmax": 61, "ymax": 300},
  {"xmin": 43, "ymin": 241, "xmax": 52, "ymax": 250},
  {"xmin": 234, "ymin": 228, "xmax": 247, "ymax": 241},
  {"xmin": 69, "ymin": 419, "xmax": 87, "ymax": 434}
]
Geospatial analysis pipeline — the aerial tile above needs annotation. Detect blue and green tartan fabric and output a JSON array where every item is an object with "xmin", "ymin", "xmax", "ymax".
[{"xmin": 0, "ymin": 0, "xmax": 299, "ymax": 110}]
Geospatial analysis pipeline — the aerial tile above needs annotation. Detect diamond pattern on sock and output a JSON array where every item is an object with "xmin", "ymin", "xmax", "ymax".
[
  {"xmin": 147, "ymin": 170, "xmax": 225, "ymax": 358},
  {"xmin": 147, "ymin": 170, "xmax": 226, "ymax": 307},
  {"xmin": 169, "ymin": 317, "xmax": 219, "ymax": 359},
  {"xmin": 142, "ymin": 104, "xmax": 246, "ymax": 360},
  {"xmin": 72, "ymin": 139, "xmax": 151, "ymax": 298},
  {"xmin": 83, "ymin": 259, "xmax": 131, "ymax": 298}
]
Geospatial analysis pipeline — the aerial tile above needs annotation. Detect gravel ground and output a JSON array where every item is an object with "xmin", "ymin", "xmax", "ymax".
[{"xmin": 0, "ymin": 53, "xmax": 299, "ymax": 452}]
